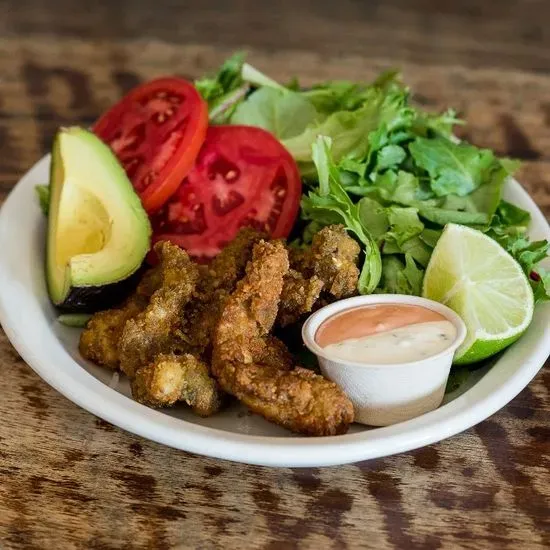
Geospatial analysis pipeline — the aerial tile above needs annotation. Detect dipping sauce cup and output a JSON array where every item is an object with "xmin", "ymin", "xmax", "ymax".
[{"xmin": 302, "ymin": 295, "xmax": 467, "ymax": 427}]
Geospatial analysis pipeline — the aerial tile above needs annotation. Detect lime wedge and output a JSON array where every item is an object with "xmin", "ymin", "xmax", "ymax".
[{"xmin": 422, "ymin": 223, "xmax": 534, "ymax": 365}]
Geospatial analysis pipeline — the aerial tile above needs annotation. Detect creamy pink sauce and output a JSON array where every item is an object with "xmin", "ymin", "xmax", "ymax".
[{"xmin": 315, "ymin": 304, "xmax": 446, "ymax": 347}]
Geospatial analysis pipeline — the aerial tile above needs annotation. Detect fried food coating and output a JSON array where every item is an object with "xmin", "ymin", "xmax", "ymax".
[
  {"xmin": 131, "ymin": 353, "xmax": 222, "ymax": 416},
  {"xmin": 291, "ymin": 225, "xmax": 360, "ymax": 299},
  {"xmin": 205, "ymin": 228, "xmax": 267, "ymax": 294},
  {"xmin": 277, "ymin": 269, "xmax": 324, "ymax": 327},
  {"xmin": 215, "ymin": 363, "xmax": 354, "ymax": 435},
  {"xmin": 79, "ymin": 264, "xmax": 163, "ymax": 369},
  {"xmin": 308, "ymin": 225, "xmax": 361, "ymax": 298},
  {"xmin": 119, "ymin": 241, "xmax": 199, "ymax": 378},
  {"xmin": 213, "ymin": 240, "xmax": 354, "ymax": 436},
  {"xmin": 178, "ymin": 228, "xmax": 266, "ymax": 355},
  {"xmin": 215, "ymin": 240, "xmax": 288, "ymax": 363},
  {"xmin": 79, "ymin": 294, "xmax": 148, "ymax": 369}
]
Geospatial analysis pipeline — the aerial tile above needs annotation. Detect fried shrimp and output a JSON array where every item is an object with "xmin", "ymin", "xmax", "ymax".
[
  {"xmin": 213, "ymin": 240, "xmax": 354, "ymax": 436},
  {"xmin": 118, "ymin": 241, "xmax": 199, "ymax": 378},
  {"xmin": 131, "ymin": 353, "xmax": 222, "ymax": 416}
]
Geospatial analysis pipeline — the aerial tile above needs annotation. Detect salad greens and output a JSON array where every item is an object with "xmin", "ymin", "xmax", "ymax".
[
  {"xmin": 35, "ymin": 184, "xmax": 50, "ymax": 216},
  {"xmin": 197, "ymin": 54, "xmax": 550, "ymax": 302}
]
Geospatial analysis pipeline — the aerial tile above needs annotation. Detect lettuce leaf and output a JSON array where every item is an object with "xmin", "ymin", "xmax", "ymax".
[
  {"xmin": 377, "ymin": 254, "xmax": 424, "ymax": 295},
  {"xmin": 410, "ymin": 137, "xmax": 501, "ymax": 197},
  {"xmin": 302, "ymin": 136, "xmax": 382, "ymax": 294},
  {"xmin": 282, "ymin": 87, "xmax": 411, "ymax": 167},
  {"xmin": 194, "ymin": 52, "xmax": 249, "ymax": 123},
  {"xmin": 196, "ymin": 54, "xmax": 288, "ymax": 123},
  {"xmin": 231, "ymin": 87, "xmax": 318, "ymax": 140}
]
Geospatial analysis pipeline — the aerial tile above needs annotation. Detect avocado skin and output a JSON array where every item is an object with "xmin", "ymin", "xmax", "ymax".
[{"xmin": 56, "ymin": 265, "xmax": 145, "ymax": 313}]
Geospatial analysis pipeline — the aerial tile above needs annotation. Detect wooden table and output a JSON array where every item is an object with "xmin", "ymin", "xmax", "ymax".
[{"xmin": 1, "ymin": 1, "xmax": 549, "ymax": 548}]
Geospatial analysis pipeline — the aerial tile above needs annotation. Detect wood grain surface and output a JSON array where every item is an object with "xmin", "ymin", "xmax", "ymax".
[{"xmin": 0, "ymin": 1, "xmax": 549, "ymax": 548}]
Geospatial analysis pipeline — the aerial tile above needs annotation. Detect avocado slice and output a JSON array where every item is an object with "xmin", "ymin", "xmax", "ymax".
[{"xmin": 47, "ymin": 127, "xmax": 151, "ymax": 312}]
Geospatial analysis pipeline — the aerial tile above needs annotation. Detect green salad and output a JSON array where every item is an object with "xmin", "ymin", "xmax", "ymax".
[{"xmin": 195, "ymin": 53, "xmax": 549, "ymax": 302}]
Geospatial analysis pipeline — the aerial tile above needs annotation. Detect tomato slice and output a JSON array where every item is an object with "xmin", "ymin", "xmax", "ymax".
[
  {"xmin": 151, "ymin": 125, "xmax": 302, "ymax": 261},
  {"xmin": 93, "ymin": 78, "xmax": 208, "ymax": 212}
]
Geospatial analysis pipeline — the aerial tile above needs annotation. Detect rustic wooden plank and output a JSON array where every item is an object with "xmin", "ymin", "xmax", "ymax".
[
  {"xmin": 0, "ymin": 5, "xmax": 549, "ymax": 549},
  {"xmin": 2, "ymin": 0, "xmax": 550, "ymax": 72}
]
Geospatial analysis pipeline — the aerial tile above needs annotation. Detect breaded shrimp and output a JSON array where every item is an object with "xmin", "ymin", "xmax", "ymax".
[
  {"xmin": 131, "ymin": 353, "xmax": 222, "ymax": 416},
  {"xmin": 213, "ymin": 240, "xmax": 354, "ymax": 436},
  {"xmin": 118, "ymin": 241, "xmax": 199, "ymax": 378}
]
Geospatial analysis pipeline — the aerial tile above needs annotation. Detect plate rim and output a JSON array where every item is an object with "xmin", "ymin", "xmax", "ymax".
[{"xmin": 1, "ymin": 154, "xmax": 549, "ymax": 467}]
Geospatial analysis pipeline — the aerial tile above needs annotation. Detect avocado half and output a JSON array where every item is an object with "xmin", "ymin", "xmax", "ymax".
[{"xmin": 46, "ymin": 127, "xmax": 151, "ymax": 312}]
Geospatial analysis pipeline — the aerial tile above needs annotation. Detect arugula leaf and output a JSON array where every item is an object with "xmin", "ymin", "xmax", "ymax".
[
  {"xmin": 231, "ymin": 87, "xmax": 317, "ymax": 140},
  {"xmin": 410, "ymin": 137, "xmax": 502, "ymax": 197},
  {"xmin": 194, "ymin": 52, "xmax": 249, "ymax": 123},
  {"xmin": 374, "ymin": 171, "xmax": 419, "ymax": 204},
  {"xmin": 282, "ymin": 87, "xmax": 410, "ymax": 168},
  {"xmin": 303, "ymin": 136, "xmax": 382, "ymax": 294},
  {"xmin": 375, "ymin": 145, "xmax": 406, "ymax": 172},
  {"xmin": 417, "ymin": 159, "xmax": 514, "ymax": 227},
  {"xmin": 35, "ymin": 184, "xmax": 50, "ymax": 216},
  {"xmin": 532, "ymin": 269, "xmax": 550, "ymax": 303},
  {"xmin": 386, "ymin": 207, "xmax": 424, "ymax": 246},
  {"xmin": 377, "ymin": 254, "xmax": 424, "ymax": 295},
  {"xmin": 194, "ymin": 53, "xmax": 243, "ymax": 99},
  {"xmin": 491, "ymin": 200, "xmax": 531, "ymax": 232},
  {"xmin": 399, "ymin": 236, "xmax": 433, "ymax": 267},
  {"xmin": 302, "ymin": 81, "xmax": 368, "ymax": 114},
  {"xmin": 403, "ymin": 253, "xmax": 424, "ymax": 295},
  {"xmin": 357, "ymin": 197, "xmax": 389, "ymax": 240},
  {"xmin": 413, "ymin": 108, "xmax": 464, "ymax": 138},
  {"xmin": 196, "ymin": 54, "xmax": 287, "ymax": 123},
  {"xmin": 419, "ymin": 228, "xmax": 442, "ymax": 248},
  {"xmin": 241, "ymin": 63, "xmax": 286, "ymax": 90},
  {"xmin": 418, "ymin": 204, "xmax": 490, "ymax": 226},
  {"xmin": 301, "ymin": 70, "xmax": 403, "ymax": 114},
  {"xmin": 501, "ymin": 237, "xmax": 549, "ymax": 275},
  {"xmin": 488, "ymin": 231, "xmax": 550, "ymax": 302}
]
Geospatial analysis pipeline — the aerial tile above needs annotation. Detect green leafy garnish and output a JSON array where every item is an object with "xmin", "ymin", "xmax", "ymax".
[
  {"xmin": 409, "ymin": 137, "xmax": 499, "ymax": 197},
  {"xmin": 231, "ymin": 87, "xmax": 317, "ymax": 139},
  {"xmin": 194, "ymin": 52, "xmax": 249, "ymax": 123},
  {"xmin": 58, "ymin": 313, "xmax": 92, "ymax": 328},
  {"xmin": 302, "ymin": 136, "xmax": 382, "ymax": 294},
  {"xmin": 35, "ymin": 184, "xmax": 50, "ymax": 216}
]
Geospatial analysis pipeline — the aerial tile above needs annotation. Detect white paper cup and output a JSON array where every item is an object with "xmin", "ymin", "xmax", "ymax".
[{"xmin": 302, "ymin": 295, "xmax": 467, "ymax": 427}]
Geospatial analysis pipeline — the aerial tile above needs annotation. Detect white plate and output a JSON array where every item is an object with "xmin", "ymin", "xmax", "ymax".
[{"xmin": 1, "ymin": 155, "xmax": 549, "ymax": 467}]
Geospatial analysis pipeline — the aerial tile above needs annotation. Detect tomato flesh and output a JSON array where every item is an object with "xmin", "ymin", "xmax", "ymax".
[
  {"xmin": 94, "ymin": 78, "xmax": 208, "ymax": 212},
  {"xmin": 151, "ymin": 125, "xmax": 302, "ymax": 260}
]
